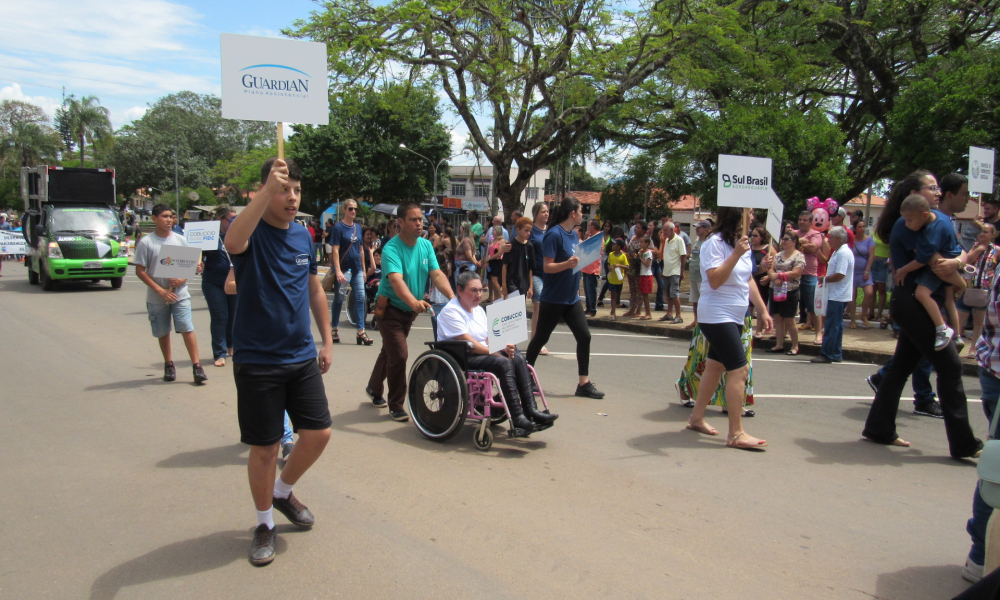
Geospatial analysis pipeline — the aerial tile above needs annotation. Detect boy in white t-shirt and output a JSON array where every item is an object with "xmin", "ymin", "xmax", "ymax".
[
  {"xmin": 133, "ymin": 203, "xmax": 206, "ymax": 384},
  {"xmin": 638, "ymin": 236, "xmax": 654, "ymax": 320}
]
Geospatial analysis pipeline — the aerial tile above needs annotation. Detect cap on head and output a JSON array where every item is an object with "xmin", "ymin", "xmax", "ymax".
[{"xmin": 695, "ymin": 220, "xmax": 711, "ymax": 229}]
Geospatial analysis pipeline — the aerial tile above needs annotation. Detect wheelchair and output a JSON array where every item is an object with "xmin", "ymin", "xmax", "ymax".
[
  {"xmin": 345, "ymin": 274, "xmax": 380, "ymax": 330},
  {"xmin": 406, "ymin": 340, "xmax": 553, "ymax": 451}
]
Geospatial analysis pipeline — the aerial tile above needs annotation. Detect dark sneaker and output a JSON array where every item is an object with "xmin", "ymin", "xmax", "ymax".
[
  {"xmin": 281, "ymin": 442, "xmax": 294, "ymax": 461},
  {"xmin": 810, "ymin": 355, "xmax": 832, "ymax": 364},
  {"xmin": 575, "ymin": 382, "xmax": 605, "ymax": 399},
  {"xmin": 390, "ymin": 410, "xmax": 409, "ymax": 422},
  {"xmin": 163, "ymin": 361, "xmax": 176, "ymax": 382},
  {"xmin": 914, "ymin": 401, "xmax": 944, "ymax": 419},
  {"xmin": 249, "ymin": 524, "xmax": 276, "ymax": 566},
  {"xmin": 366, "ymin": 386, "xmax": 387, "ymax": 408},
  {"xmin": 866, "ymin": 373, "xmax": 882, "ymax": 395},
  {"xmin": 273, "ymin": 492, "xmax": 315, "ymax": 528},
  {"xmin": 193, "ymin": 364, "xmax": 207, "ymax": 384}
]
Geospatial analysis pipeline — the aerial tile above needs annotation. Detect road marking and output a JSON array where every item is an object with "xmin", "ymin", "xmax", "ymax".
[
  {"xmin": 544, "ymin": 351, "xmax": 874, "ymax": 367},
  {"xmin": 755, "ymin": 393, "xmax": 982, "ymax": 403}
]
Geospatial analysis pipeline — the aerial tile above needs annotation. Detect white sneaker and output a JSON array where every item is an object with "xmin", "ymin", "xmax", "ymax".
[
  {"xmin": 963, "ymin": 557, "xmax": 984, "ymax": 583},
  {"xmin": 934, "ymin": 326, "xmax": 955, "ymax": 351}
]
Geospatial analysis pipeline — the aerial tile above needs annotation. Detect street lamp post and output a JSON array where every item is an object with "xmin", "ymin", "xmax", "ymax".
[{"xmin": 399, "ymin": 143, "xmax": 461, "ymax": 214}]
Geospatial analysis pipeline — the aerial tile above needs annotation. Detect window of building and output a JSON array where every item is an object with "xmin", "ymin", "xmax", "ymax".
[
  {"xmin": 474, "ymin": 184, "xmax": 490, "ymax": 198},
  {"xmin": 451, "ymin": 184, "xmax": 466, "ymax": 196},
  {"xmin": 525, "ymin": 187, "xmax": 538, "ymax": 200}
]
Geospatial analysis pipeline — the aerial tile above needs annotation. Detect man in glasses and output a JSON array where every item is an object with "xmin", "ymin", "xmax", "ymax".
[{"xmin": 330, "ymin": 199, "xmax": 371, "ymax": 345}]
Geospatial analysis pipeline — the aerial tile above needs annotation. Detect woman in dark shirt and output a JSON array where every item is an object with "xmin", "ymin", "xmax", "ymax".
[{"xmin": 202, "ymin": 205, "xmax": 238, "ymax": 366}]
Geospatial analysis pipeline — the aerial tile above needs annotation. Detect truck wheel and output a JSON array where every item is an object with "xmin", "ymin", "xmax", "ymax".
[
  {"xmin": 110, "ymin": 277, "xmax": 123, "ymax": 289},
  {"xmin": 28, "ymin": 262, "xmax": 39, "ymax": 285},
  {"xmin": 40, "ymin": 261, "xmax": 54, "ymax": 291}
]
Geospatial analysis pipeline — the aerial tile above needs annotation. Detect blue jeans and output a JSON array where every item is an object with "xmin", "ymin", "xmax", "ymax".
[
  {"xmin": 877, "ymin": 356, "xmax": 936, "ymax": 405},
  {"xmin": 582, "ymin": 273, "xmax": 598, "ymax": 313},
  {"xmin": 281, "ymin": 411, "xmax": 293, "ymax": 446},
  {"xmin": 331, "ymin": 268, "xmax": 366, "ymax": 330},
  {"xmin": 799, "ymin": 274, "xmax": 817, "ymax": 319},
  {"xmin": 652, "ymin": 260, "xmax": 665, "ymax": 309},
  {"xmin": 820, "ymin": 300, "xmax": 846, "ymax": 361},
  {"xmin": 968, "ymin": 376, "xmax": 999, "ymax": 565},
  {"xmin": 202, "ymin": 280, "xmax": 236, "ymax": 360}
]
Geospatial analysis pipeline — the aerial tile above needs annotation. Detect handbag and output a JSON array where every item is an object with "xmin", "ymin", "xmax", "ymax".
[
  {"xmin": 963, "ymin": 251, "xmax": 991, "ymax": 308},
  {"xmin": 978, "ymin": 410, "xmax": 1000, "ymax": 509}
]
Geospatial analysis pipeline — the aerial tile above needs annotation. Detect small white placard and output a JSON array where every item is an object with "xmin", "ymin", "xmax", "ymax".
[
  {"xmin": 486, "ymin": 295, "xmax": 529, "ymax": 353},
  {"xmin": 462, "ymin": 199, "xmax": 489, "ymax": 211},
  {"xmin": 184, "ymin": 221, "xmax": 222, "ymax": 251},
  {"xmin": 220, "ymin": 33, "xmax": 330, "ymax": 125},
  {"xmin": 717, "ymin": 154, "xmax": 775, "ymax": 209},
  {"xmin": 969, "ymin": 146, "xmax": 996, "ymax": 195},
  {"xmin": 150, "ymin": 244, "xmax": 202, "ymax": 279},
  {"xmin": 0, "ymin": 231, "xmax": 26, "ymax": 255}
]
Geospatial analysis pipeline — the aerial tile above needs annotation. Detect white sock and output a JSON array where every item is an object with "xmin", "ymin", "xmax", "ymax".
[
  {"xmin": 273, "ymin": 476, "xmax": 294, "ymax": 500},
  {"xmin": 257, "ymin": 507, "xmax": 274, "ymax": 530}
]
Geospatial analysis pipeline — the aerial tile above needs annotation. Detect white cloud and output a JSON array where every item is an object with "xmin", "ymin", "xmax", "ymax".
[
  {"xmin": 121, "ymin": 106, "xmax": 148, "ymax": 122},
  {"xmin": 0, "ymin": 83, "xmax": 61, "ymax": 120}
]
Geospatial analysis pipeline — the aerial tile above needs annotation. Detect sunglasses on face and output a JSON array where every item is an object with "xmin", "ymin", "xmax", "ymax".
[{"xmin": 346, "ymin": 207, "xmax": 357, "ymax": 211}]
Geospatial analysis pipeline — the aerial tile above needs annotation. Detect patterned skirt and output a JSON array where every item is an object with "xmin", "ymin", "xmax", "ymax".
[{"xmin": 676, "ymin": 315, "xmax": 755, "ymax": 407}]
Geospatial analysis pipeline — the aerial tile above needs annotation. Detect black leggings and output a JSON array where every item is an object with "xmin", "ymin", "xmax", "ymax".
[{"xmin": 526, "ymin": 300, "xmax": 591, "ymax": 376}]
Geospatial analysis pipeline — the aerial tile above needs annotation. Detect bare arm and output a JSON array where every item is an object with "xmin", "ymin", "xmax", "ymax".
[
  {"xmin": 136, "ymin": 264, "xmax": 176, "ymax": 303},
  {"xmin": 544, "ymin": 255, "xmax": 580, "ymax": 273},
  {"xmin": 451, "ymin": 333, "xmax": 491, "ymax": 355},
  {"xmin": 748, "ymin": 277, "xmax": 773, "ymax": 333},
  {"xmin": 224, "ymin": 159, "xmax": 287, "ymax": 254},
  {"xmin": 308, "ymin": 274, "xmax": 332, "ymax": 373},
  {"xmin": 386, "ymin": 272, "xmax": 429, "ymax": 313},
  {"xmin": 224, "ymin": 267, "xmax": 236, "ymax": 294}
]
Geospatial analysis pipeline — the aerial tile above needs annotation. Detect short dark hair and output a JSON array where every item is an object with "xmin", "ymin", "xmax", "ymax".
[
  {"xmin": 152, "ymin": 203, "xmax": 173, "ymax": 217},
  {"xmin": 940, "ymin": 173, "xmax": 969, "ymax": 197},
  {"xmin": 398, "ymin": 201, "xmax": 422, "ymax": 219},
  {"xmin": 260, "ymin": 156, "xmax": 303, "ymax": 185},
  {"xmin": 901, "ymin": 194, "xmax": 930, "ymax": 214}
]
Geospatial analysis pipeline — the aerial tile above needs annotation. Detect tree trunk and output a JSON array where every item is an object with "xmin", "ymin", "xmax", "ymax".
[
  {"xmin": 493, "ymin": 157, "xmax": 532, "ymax": 223},
  {"xmin": 79, "ymin": 135, "xmax": 85, "ymax": 168}
]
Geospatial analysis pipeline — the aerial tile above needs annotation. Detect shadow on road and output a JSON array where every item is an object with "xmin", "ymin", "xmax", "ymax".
[
  {"xmin": 329, "ymin": 403, "xmax": 544, "ymax": 458},
  {"xmin": 874, "ymin": 563, "xmax": 968, "ymax": 600},
  {"xmin": 88, "ymin": 527, "xmax": 293, "ymax": 600},
  {"xmin": 85, "ymin": 378, "xmax": 164, "ymax": 391},
  {"xmin": 793, "ymin": 438, "xmax": 976, "ymax": 467},
  {"xmin": 156, "ymin": 443, "xmax": 248, "ymax": 469},
  {"xmin": 626, "ymin": 428, "xmax": 728, "ymax": 456}
]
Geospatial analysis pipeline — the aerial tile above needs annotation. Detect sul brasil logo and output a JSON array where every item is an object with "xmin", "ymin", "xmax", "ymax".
[{"xmin": 721, "ymin": 173, "xmax": 769, "ymax": 190}]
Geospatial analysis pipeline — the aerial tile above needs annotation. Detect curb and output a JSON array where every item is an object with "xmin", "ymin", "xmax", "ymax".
[{"xmin": 578, "ymin": 315, "xmax": 981, "ymax": 377}]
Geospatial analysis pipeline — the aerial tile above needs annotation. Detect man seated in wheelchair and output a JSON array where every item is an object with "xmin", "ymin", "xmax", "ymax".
[{"xmin": 435, "ymin": 270, "xmax": 558, "ymax": 433}]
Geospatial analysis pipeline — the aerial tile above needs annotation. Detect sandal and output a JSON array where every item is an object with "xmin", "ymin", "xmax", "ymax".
[
  {"xmin": 540, "ymin": 346, "xmax": 549, "ymax": 356},
  {"xmin": 331, "ymin": 329, "xmax": 340, "ymax": 344},
  {"xmin": 785, "ymin": 348, "xmax": 799, "ymax": 356},
  {"xmin": 765, "ymin": 347, "xmax": 784, "ymax": 353},
  {"xmin": 686, "ymin": 421, "xmax": 718, "ymax": 436},
  {"xmin": 727, "ymin": 432, "xmax": 767, "ymax": 450},
  {"xmin": 639, "ymin": 315, "xmax": 652, "ymax": 320},
  {"xmin": 357, "ymin": 332, "xmax": 374, "ymax": 346},
  {"xmin": 214, "ymin": 357, "xmax": 226, "ymax": 367}
]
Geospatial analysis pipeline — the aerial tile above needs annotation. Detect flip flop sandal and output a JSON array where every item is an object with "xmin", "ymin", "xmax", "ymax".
[
  {"xmin": 727, "ymin": 432, "xmax": 767, "ymax": 450},
  {"xmin": 785, "ymin": 348, "xmax": 799, "ymax": 355},
  {"xmin": 765, "ymin": 348, "xmax": 784, "ymax": 353}
]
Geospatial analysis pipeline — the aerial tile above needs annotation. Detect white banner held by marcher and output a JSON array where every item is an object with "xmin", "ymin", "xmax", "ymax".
[
  {"xmin": 183, "ymin": 221, "xmax": 222, "ymax": 251},
  {"xmin": 764, "ymin": 189, "xmax": 784, "ymax": 243},
  {"xmin": 717, "ymin": 154, "xmax": 785, "ymax": 242},
  {"xmin": 220, "ymin": 34, "xmax": 329, "ymax": 125},
  {"xmin": 0, "ymin": 231, "xmax": 26, "ymax": 255},
  {"xmin": 969, "ymin": 146, "xmax": 996, "ymax": 195},
  {"xmin": 486, "ymin": 295, "xmax": 529, "ymax": 353},
  {"xmin": 149, "ymin": 245, "xmax": 202, "ymax": 279}
]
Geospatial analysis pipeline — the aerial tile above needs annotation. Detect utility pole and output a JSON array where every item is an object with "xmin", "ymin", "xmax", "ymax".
[{"xmin": 173, "ymin": 150, "xmax": 180, "ymax": 217}]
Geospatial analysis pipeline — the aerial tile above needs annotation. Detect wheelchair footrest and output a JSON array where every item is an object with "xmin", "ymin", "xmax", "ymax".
[{"xmin": 507, "ymin": 427, "xmax": 532, "ymax": 438}]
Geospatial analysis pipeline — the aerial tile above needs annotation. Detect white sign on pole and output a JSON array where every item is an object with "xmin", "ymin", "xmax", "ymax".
[
  {"xmin": 220, "ymin": 33, "xmax": 330, "ymax": 125},
  {"xmin": 716, "ymin": 154, "xmax": 785, "ymax": 242},
  {"xmin": 149, "ymin": 245, "xmax": 202, "ymax": 279},
  {"xmin": 462, "ymin": 199, "xmax": 489, "ymax": 211},
  {"xmin": 573, "ymin": 233, "xmax": 603, "ymax": 273},
  {"xmin": 183, "ymin": 220, "xmax": 222, "ymax": 251},
  {"xmin": 0, "ymin": 231, "xmax": 26, "ymax": 255},
  {"xmin": 486, "ymin": 295, "xmax": 529, "ymax": 353},
  {"xmin": 969, "ymin": 146, "xmax": 996, "ymax": 195}
]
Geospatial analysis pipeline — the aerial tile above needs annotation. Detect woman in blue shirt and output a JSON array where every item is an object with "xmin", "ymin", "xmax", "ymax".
[
  {"xmin": 202, "ymin": 205, "xmax": 238, "ymax": 366},
  {"xmin": 525, "ymin": 196, "xmax": 604, "ymax": 399}
]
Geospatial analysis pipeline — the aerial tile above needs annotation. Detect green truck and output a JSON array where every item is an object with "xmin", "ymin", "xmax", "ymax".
[{"xmin": 21, "ymin": 166, "xmax": 130, "ymax": 290}]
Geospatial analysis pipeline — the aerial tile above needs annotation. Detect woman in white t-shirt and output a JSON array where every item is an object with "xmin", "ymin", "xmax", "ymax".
[
  {"xmin": 686, "ymin": 207, "xmax": 772, "ymax": 450},
  {"xmin": 436, "ymin": 270, "xmax": 557, "ymax": 435}
]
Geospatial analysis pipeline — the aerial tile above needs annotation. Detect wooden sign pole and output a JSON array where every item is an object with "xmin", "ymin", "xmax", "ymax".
[
  {"xmin": 742, "ymin": 207, "xmax": 751, "ymax": 239},
  {"xmin": 277, "ymin": 122, "xmax": 284, "ymax": 160}
]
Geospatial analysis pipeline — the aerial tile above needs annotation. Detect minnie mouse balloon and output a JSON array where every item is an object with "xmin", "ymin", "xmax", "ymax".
[{"xmin": 806, "ymin": 197, "xmax": 839, "ymax": 232}]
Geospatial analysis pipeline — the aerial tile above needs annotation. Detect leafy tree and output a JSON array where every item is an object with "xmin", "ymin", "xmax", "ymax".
[
  {"xmin": 599, "ymin": 153, "xmax": 670, "ymax": 224},
  {"xmin": 210, "ymin": 145, "xmax": 278, "ymax": 204},
  {"xmin": 0, "ymin": 100, "xmax": 62, "ymax": 176},
  {"xmin": 886, "ymin": 44, "xmax": 1000, "ymax": 180},
  {"xmin": 287, "ymin": 83, "xmax": 452, "ymax": 215},
  {"xmin": 109, "ymin": 92, "xmax": 273, "ymax": 200},
  {"xmin": 63, "ymin": 95, "xmax": 113, "ymax": 167},
  {"xmin": 288, "ymin": 0, "xmax": 734, "ymax": 218}
]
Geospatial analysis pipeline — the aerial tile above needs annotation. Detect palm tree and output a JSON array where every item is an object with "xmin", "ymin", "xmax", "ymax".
[
  {"xmin": 0, "ymin": 100, "xmax": 61, "ymax": 176},
  {"xmin": 64, "ymin": 95, "xmax": 113, "ymax": 167}
]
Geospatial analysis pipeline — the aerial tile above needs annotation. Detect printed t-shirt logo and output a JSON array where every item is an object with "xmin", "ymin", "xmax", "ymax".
[{"xmin": 295, "ymin": 253, "xmax": 310, "ymax": 266}]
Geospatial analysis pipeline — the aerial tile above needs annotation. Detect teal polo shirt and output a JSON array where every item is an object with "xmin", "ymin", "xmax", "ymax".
[{"xmin": 377, "ymin": 235, "xmax": 440, "ymax": 311}]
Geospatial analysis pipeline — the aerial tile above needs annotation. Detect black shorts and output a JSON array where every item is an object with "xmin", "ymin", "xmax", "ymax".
[
  {"xmin": 769, "ymin": 288, "xmax": 801, "ymax": 319},
  {"xmin": 698, "ymin": 322, "xmax": 747, "ymax": 371},
  {"xmin": 234, "ymin": 359, "xmax": 332, "ymax": 446}
]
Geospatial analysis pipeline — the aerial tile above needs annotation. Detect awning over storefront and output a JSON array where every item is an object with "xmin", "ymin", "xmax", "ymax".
[{"xmin": 371, "ymin": 203, "xmax": 399, "ymax": 215}]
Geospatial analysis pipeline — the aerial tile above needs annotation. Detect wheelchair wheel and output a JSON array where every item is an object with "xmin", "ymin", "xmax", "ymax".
[
  {"xmin": 346, "ymin": 285, "xmax": 357, "ymax": 326},
  {"xmin": 408, "ymin": 350, "xmax": 469, "ymax": 442},
  {"xmin": 473, "ymin": 426, "xmax": 493, "ymax": 451}
]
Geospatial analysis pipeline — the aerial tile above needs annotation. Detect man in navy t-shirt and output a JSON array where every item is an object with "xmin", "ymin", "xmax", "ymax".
[{"xmin": 224, "ymin": 157, "xmax": 334, "ymax": 567}]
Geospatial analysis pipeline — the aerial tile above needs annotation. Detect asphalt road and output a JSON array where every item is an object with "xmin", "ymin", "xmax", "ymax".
[{"xmin": 0, "ymin": 265, "xmax": 990, "ymax": 600}]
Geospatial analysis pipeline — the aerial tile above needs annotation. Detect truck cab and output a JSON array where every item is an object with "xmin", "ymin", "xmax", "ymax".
[{"xmin": 21, "ymin": 166, "xmax": 130, "ymax": 290}]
